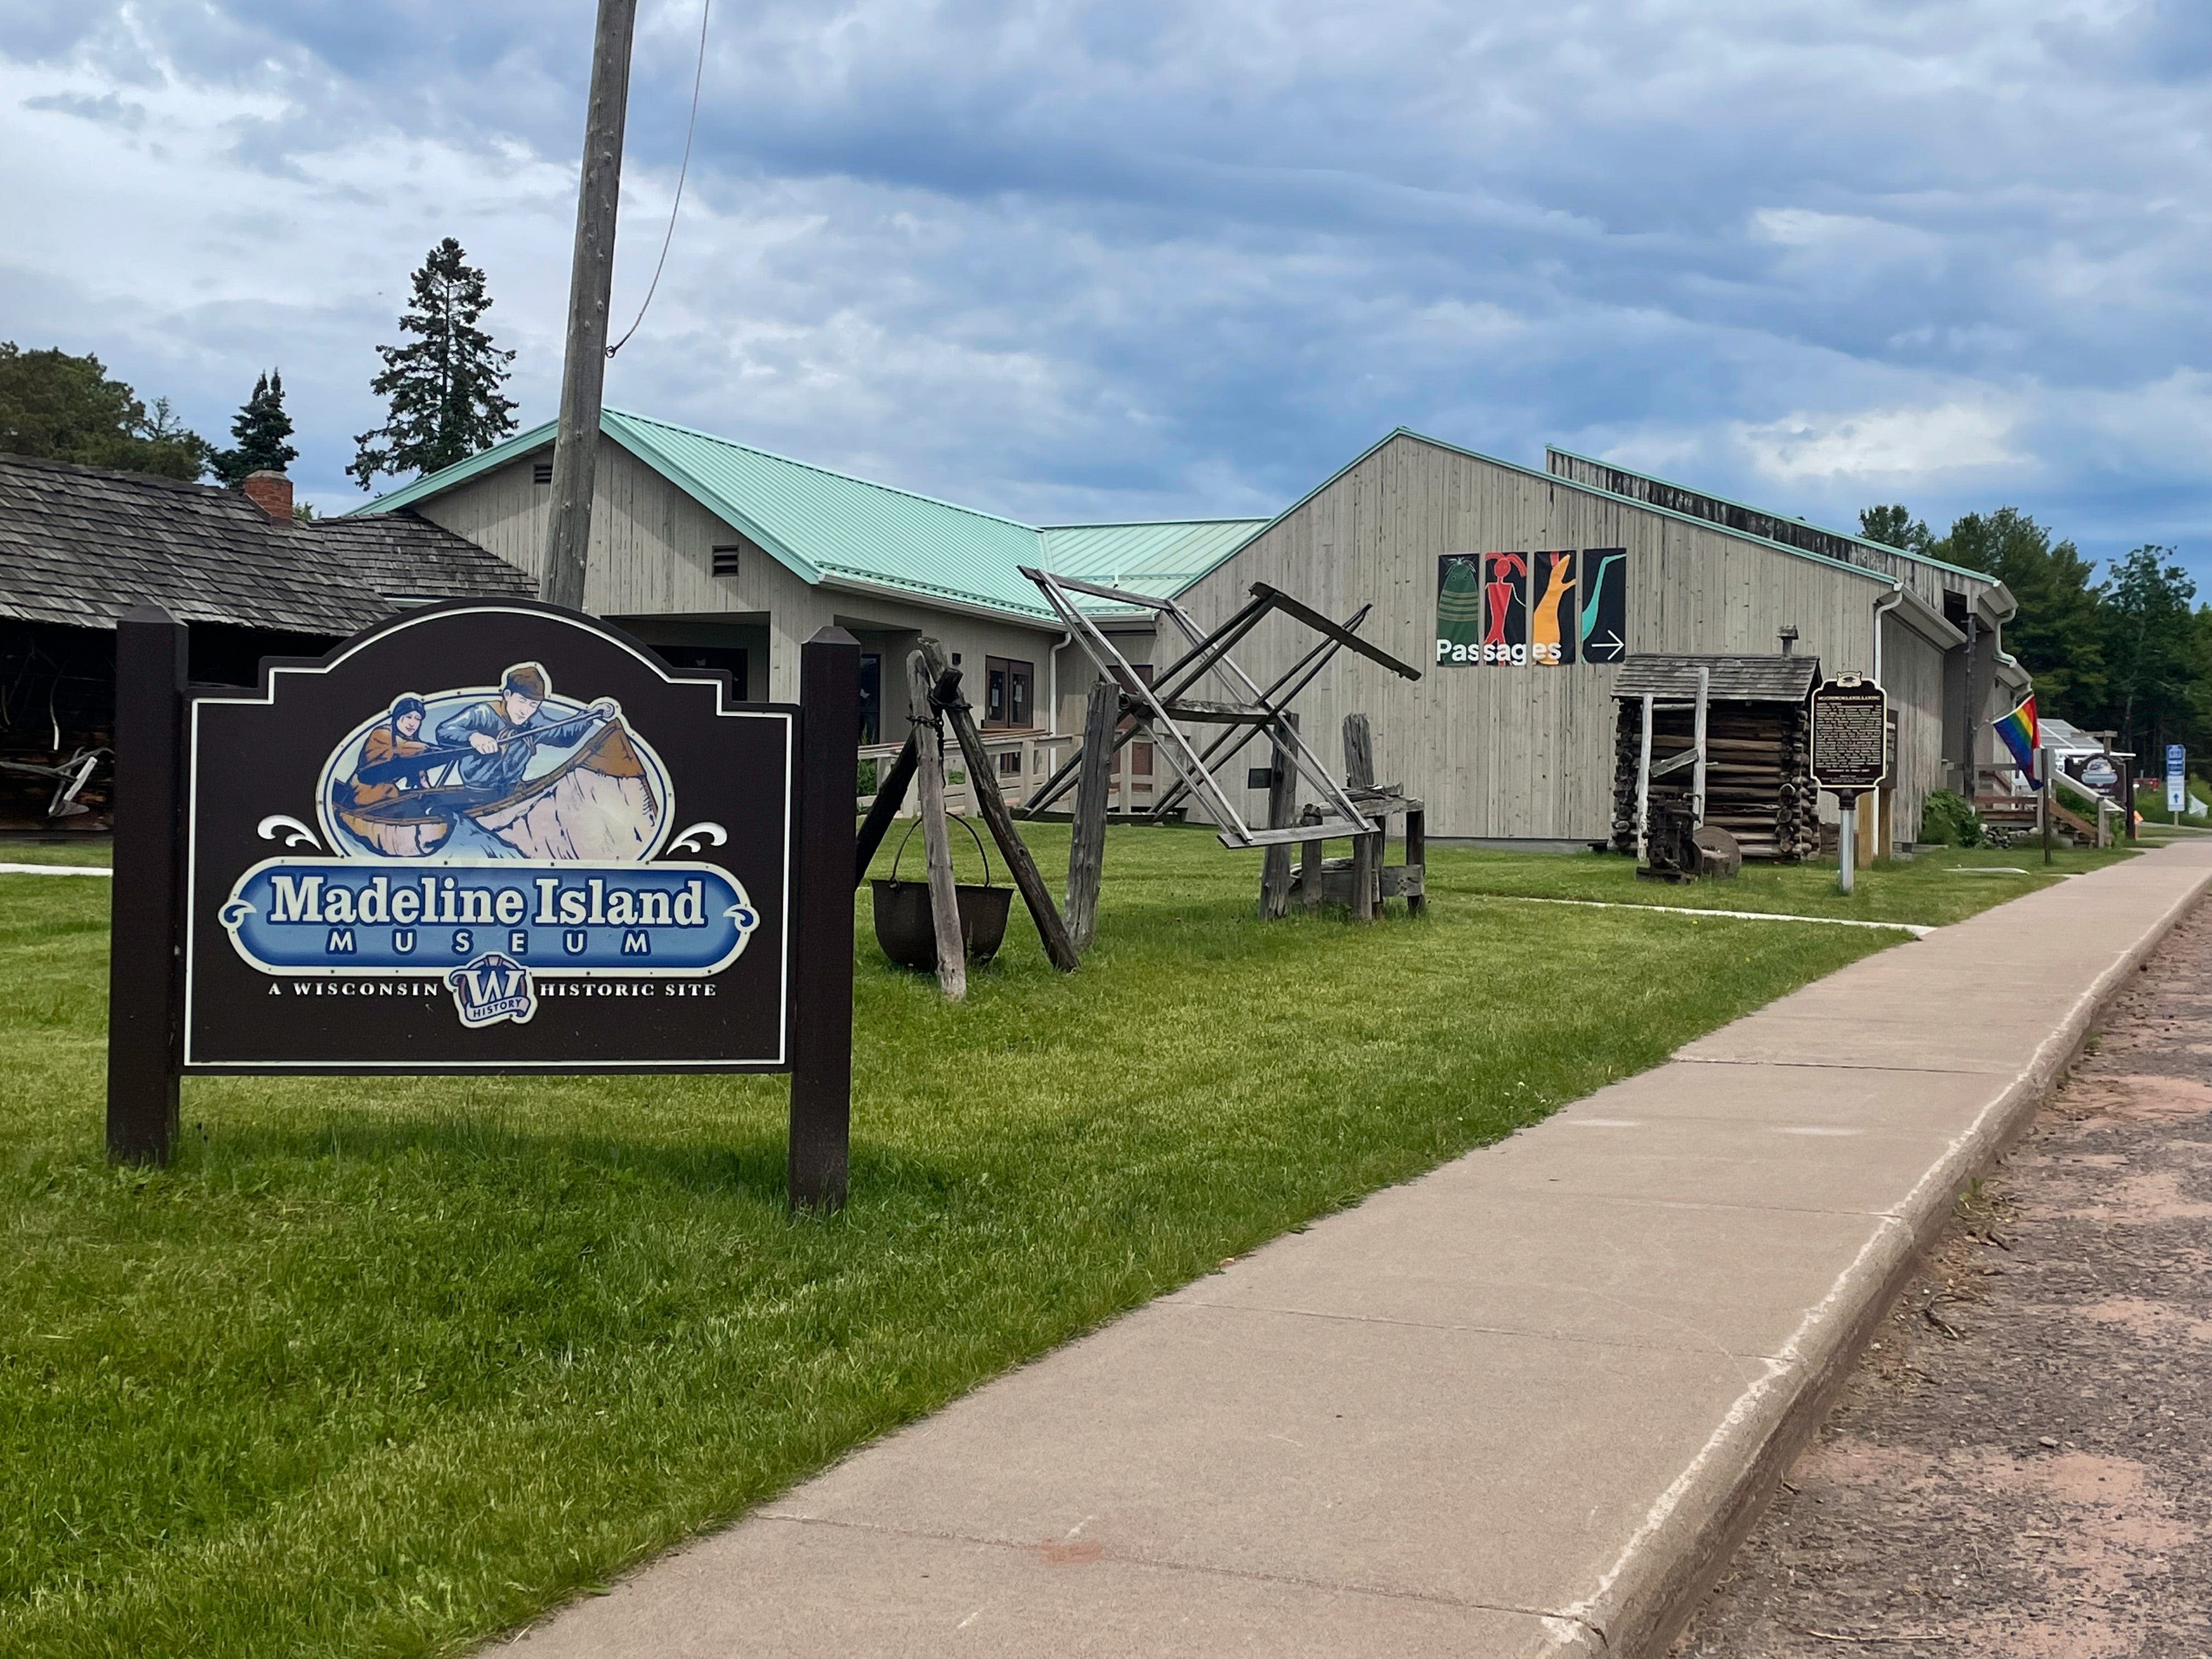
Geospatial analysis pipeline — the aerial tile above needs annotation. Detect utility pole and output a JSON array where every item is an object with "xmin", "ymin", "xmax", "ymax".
[{"xmin": 540, "ymin": 0, "xmax": 639, "ymax": 611}]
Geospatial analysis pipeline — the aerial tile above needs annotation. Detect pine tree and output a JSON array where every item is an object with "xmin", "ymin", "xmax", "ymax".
[
  {"xmin": 213, "ymin": 369, "xmax": 298, "ymax": 486},
  {"xmin": 348, "ymin": 239, "xmax": 518, "ymax": 489}
]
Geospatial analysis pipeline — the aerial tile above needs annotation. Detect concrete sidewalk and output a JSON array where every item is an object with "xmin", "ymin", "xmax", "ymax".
[{"xmin": 507, "ymin": 844, "xmax": 2212, "ymax": 1659}]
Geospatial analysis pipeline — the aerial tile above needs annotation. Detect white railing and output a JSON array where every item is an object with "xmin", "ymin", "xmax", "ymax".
[{"xmin": 855, "ymin": 730, "xmax": 1166, "ymax": 819}]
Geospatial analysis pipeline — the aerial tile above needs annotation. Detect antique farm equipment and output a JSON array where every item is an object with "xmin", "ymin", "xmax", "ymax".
[
  {"xmin": 1611, "ymin": 653, "xmax": 1821, "ymax": 865},
  {"xmin": 871, "ymin": 815, "xmax": 1012, "ymax": 971},
  {"xmin": 852, "ymin": 641, "xmax": 1078, "ymax": 997},
  {"xmin": 1265, "ymin": 714, "xmax": 1426, "ymax": 921},
  {"xmin": 1015, "ymin": 568, "xmax": 1424, "ymax": 927}
]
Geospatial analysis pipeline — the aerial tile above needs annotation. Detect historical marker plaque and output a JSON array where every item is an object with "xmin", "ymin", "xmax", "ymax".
[{"xmin": 1809, "ymin": 675, "xmax": 1888, "ymax": 792}]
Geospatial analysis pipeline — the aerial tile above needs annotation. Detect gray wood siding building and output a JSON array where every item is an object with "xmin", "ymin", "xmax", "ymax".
[
  {"xmin": 1173, "ymin": 431, "xmax": 2006, "ymax": 847},
  {"xmin": 352, "ymin": 411, "xmax": 2026, "ymax": 853}
]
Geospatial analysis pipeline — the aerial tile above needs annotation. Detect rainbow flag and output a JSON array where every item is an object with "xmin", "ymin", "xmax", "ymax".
[{"xmin": 1994, "ymin": 693, "xmax": 2039, "ymax": 783}]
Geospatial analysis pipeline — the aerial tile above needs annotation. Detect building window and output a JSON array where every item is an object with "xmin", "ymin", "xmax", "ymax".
[
  {"xmin": 657, "ymin": 645, "xmax": 748, "ymax": 700},
  {"xmin": 997, "ymin": 749, "xmax": 1023, "ymax": 777},
  {"xmin": 983, "ymin": 656, "xmax": 1034, "ymax": 729},
  {"xmin": 858, "ymin": 653, "xmax": 882, "ymax": 746},
  {"xmin": 712, "ymin": 545, "xmax": 743, "ymax": 578},
  {"xmin": 533, "ymin": 460, "xmax": 554, "ymax": 485}
]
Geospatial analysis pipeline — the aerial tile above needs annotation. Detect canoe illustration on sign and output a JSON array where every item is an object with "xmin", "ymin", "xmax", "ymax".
[{"xmin": 317, "ymin": 661, "xmax": 672, "ymax": 862}]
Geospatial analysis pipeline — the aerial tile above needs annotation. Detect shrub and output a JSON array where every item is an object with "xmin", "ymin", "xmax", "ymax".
[{"xmin": 1920, "ymin": 788, "xmax": 1983, "ymax": 847}]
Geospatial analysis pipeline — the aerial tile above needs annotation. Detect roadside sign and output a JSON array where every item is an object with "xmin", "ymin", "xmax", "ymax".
[
  {"xmin": 182, "ymin": 602, "xmax": 794, "ymax": 1071},
  {"xmin": 106, "ymin": 600, "xmax": 861, "ymax": 1205},
  {"xmin": 2167, "ymin": 744, "xmax": 2187, "ymax": 814},
  {"xmin": 1809, "ymin": 675, "xmax": 1888, "ymax": 792}
]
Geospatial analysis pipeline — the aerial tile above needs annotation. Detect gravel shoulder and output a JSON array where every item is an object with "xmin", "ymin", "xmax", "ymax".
[{"xmin": 1672, "ymin": 898, "xmax": 2212, "ymax": 1659}]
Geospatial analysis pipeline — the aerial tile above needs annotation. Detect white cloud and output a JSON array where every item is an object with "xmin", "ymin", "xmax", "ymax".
[
  {"xmin": 1734, "ymin": 402, "xmax": 2025, "ymax": 482},
  {"xmin": 2, "ymin": 0, "xmax": 2211, "ymax": 571}
]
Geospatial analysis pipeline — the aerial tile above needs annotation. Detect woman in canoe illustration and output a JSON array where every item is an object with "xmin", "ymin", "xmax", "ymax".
[
  {"xmin": 330, "ymin": 663, "xmax": 665, "ymax": 861},
  {"xmin": 347, "ymin": 695, "xmax": 430, "ymax": 810}
]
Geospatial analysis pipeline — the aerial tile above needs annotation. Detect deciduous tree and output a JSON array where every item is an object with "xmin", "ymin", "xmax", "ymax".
[
  {"xmin": 0, "ymin": 342, "xmax": 212, "ymax": 479},
  {"xmin": 1936, "ymin": 508, "xmax": 2106, "ymax": 720}
]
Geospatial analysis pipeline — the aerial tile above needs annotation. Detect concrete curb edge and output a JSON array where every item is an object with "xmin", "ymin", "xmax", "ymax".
[{"xmin": 1594, "ymin": 856, "xmax": 2212, "ymax": 1657}]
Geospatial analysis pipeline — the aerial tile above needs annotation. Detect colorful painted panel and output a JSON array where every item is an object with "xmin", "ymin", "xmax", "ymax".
[
  {"xmin": 1436, "ymin": 555, "xmax": 1485, "ymax": 663},
  {"xmin": 1482, "ymin": 552, "xmax": 1528, "ymax": 664},
  {"xmin": 1577, "ymin": 548, "xmax": 1628, "ymax": 663},
  {"xmin": 1530, "ymin": 550, "xmax": 1577, "ymax": 667}
]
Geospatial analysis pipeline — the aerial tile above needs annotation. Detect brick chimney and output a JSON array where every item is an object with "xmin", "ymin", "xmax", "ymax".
[{"xmin": 241, "ymin": 470, "xmax": 294, "ymax": 522}]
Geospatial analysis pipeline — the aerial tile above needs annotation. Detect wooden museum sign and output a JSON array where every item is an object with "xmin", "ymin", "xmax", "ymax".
[{"xmin": 105, "ymin": 600, "xmax": 859, "ymax": 1207}]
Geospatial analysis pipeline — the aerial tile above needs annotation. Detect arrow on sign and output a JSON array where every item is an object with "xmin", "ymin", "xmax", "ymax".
[{"xmin": 1587, "ymin": 630, "xmax": 1625, "ymax": 661}]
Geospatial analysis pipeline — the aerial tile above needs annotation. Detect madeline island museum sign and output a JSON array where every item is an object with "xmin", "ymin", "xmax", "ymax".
[{"xmin": 106, "ymin": 600, "xmax": 860, "ymax": 1205}]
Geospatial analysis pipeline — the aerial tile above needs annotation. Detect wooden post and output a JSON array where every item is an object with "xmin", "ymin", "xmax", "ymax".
[
  {"xmin": 1065, "ymin": 679, "xmax": 1116, "ymax": 953},
  {"xmin": 1299, "ymin": 821, "xmax": 1324, "ymax": 912},
  {"xmin": 107, "ymin": 605, "xmax": 188, "ymax": 1165},
  {"xmin": 540, "ymin": 0, "xmax": 639, "ymax": 610},
  {"xmin": 1404, "ymin": 806, "xmax": 1426, "ymax": 917},
  {"xmin": 1692, "ymin": 665, "xmax": 1709, "ymax": 827},
  {"xmin": 1343, "ymin": 713, "xmax": 1375, "ymax": 791},
  {"xmin": 1635, "ymin": 693, "xmax": 1655, "ymax": 866},
  {"xmin": 919, "ymin": 640, "xmax": 1082, "ymax": 974},
  {"xmin": 906, "ymin": 652, "xmax": 966, "ymax": 1001},
  {"xmin": 790, "ymin": 628, "xmax": 859, "ymax": 1210},
  {"xmin": 853, "ymin": 728, "xmax": 919, "ymax": 886},
  {"xmin": 1259, "ymin": 713, "xmax": 1299, "ymax": 919},
  {"xmin": 1342, "ymin": 711, "xmax": 1379, "ymax": 921}
]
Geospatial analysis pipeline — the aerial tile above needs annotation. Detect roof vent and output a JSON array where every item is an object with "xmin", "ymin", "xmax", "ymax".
[
  {"xmin": 1778, "ymin": 624, "xmax": 1798, "ymax": 656},
  {"xmin": 532, "ymin": 460, "xmax": 554, "ymax": 486},
  {"xmin": 712, "ymin": 545, "xmax": 743, "ymax": 578}
]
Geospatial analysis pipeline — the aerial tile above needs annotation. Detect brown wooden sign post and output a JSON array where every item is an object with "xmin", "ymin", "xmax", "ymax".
[{"xmin": 105, "ymin": 602, "xmax": 859, "ymax": 1211}]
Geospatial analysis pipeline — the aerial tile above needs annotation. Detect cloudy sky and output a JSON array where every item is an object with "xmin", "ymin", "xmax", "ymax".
[{"xmin": 4, "ymin": 0, "xmax": 2209, "ymax": 583}]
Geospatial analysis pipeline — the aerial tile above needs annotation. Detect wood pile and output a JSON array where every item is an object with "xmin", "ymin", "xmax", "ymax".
[{"xmin": 1611, "ymin": 699, "xmax": 1817, "ymax": 862}]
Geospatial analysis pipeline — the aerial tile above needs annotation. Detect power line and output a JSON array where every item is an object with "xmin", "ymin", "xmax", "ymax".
[{"xmin": 607, "ymin": 0, "xmax": 711, "ymax": 360}]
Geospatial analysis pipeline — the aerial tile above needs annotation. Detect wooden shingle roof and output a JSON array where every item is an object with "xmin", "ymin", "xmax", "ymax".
[
  {"xmin": 0, "ymin": 453, "xmax": 529, "ymax": 635},
  {"xmin": 308, "ymin": 511, "xmax": 535, "ymax": 603},
  {"xmin": 1611, "ymin": 653, "xmax": 1821, "ymax": 703}
]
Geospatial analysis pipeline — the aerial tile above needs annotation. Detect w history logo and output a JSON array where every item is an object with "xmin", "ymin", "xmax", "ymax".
[{"xmin": 445, "ymin": 953, "xmax": 537, "ymax": 1028}]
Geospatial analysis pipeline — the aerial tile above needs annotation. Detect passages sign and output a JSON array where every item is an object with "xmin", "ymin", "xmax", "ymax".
[
  {"xmin": 1436, "ymin": 549, "xmax": 1627, "ymax": 666},
  {"xmin": 108, "ymin": 600, "xmax": 859, "ymax": 1204}
]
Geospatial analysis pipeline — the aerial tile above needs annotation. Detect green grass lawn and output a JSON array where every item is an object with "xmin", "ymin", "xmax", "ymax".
[
  {"xmin": 0, "ymin": 842, "xmax": 112, "ymax": 867},
  {"xmin": 0, "ymin": 823, "xmax": 2114, "ymax": 1657}
]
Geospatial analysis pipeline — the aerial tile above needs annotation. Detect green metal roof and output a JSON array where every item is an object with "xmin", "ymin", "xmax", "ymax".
[
  {"xmin": 349, "ymin": 410, "xmax": 1266, "ymax": 623},
  {"xmin": 1038, "ymin": 520, "xmax": 1269, "ymax": 595}
]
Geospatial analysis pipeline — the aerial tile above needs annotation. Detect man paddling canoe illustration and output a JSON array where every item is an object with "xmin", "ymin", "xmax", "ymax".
[
  {"xmin": 435, "ymin": 664, "xmax": 617, "ymax": 794},
  {"xmin": 332, "ymin": 663, "xmax": 664, "ymax": 861}
]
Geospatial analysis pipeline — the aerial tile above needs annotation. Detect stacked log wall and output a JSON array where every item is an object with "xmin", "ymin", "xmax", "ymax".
[{"xmin": 1610, "ymin": 699, "xmax": 1816, "ymax": 861}]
